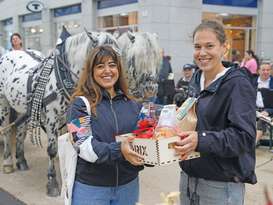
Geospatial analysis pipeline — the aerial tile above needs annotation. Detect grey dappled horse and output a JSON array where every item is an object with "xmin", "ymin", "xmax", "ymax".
[{"xmin": 0, "ymin": 28, "xmax": 161, "ymax": 196}]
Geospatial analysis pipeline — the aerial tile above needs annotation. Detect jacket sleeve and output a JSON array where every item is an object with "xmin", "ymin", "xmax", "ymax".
[
  {"xmin": 66, "ymin": 98, "xmax": 123, "ymax": 164},
  {"xmin": 196, "ymin": 77, "xmax": 256, "ymax": 158}
]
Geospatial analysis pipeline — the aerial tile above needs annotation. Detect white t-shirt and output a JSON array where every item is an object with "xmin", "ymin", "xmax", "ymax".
[
  {"xmin": 200, "ymin": 67, "xmax": 231, "ymax": 91},
  {"xmin": 256, "ymin": 77, "xmax": 270, "ymax": 108}
]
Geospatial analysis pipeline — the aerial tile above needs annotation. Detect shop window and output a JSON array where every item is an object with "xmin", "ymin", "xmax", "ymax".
[
  {"xmin": 203, "ymin": 0, "xmax": 257, "ymax": 8},
  {"xmin": 2, "ymin": 17, "xmax": 12, "ymax": 26},
  {"xmin": 22, "ymin": 25, "xmax": 43, "ymax": 51},
  {"xmin": 97, "ymin": 0, "xmax": 138, "ymax": 9},
  {"xmin": 54, "ymin": 4, "xmax": 81, "ymax": 17},
  {"xmin": 97, "ymin": 11, "xmax": 138, "ymax": 33},
  {"xmin": 21, "ymin": 12, "xmax": 42, "ymax": 22}
]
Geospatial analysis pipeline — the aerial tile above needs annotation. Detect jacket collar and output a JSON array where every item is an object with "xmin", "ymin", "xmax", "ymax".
[
  {"xmin": 190, "ymin": 66, "xmax": 235, "ymax": 97},
  {"xmin": 101, "ymin": 88, "xmax": 127, "ymax": 101}
]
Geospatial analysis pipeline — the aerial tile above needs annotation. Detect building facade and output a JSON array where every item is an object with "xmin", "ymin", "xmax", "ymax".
[{"xmin": 0, "ymin": 0, "xmax": 272, "ymax": 80}]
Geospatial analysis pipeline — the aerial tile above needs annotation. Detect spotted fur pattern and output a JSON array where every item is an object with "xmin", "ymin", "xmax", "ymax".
[
  {"xmin": 0, "ymin": 32, "xmax": 120, "ymax": 196},
  {"xmin": 0, "ymin": 30, "xmax": 161, "ymax": 196}
]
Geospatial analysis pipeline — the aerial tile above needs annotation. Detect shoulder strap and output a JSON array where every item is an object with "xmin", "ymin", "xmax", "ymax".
[{"xmin": 78, "ymin": 96, "xmax": 91, "ymax": 115}]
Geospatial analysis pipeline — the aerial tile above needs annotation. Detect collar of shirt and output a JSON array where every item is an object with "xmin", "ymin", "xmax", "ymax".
[
  {"xmin": 257, "ymin": 77, "xmax": 270, "ymax": 89},
  {"xmin": 200, "ymin": 67, "xmax": 231, "ymax": 91}
]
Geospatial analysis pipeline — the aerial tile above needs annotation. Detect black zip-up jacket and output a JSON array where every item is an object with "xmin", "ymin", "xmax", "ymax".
[
  {"xmin": 67, "ymin": 90, "xmax": 143, "ymax": 186},
  {"xmin": 180, "ymin": 66, "xmax": 257, "ymax": 184}
]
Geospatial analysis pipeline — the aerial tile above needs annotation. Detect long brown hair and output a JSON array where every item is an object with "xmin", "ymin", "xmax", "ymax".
[{"xmin": 71, "ymin": 45, "xmax": 129, "ymax": 115}]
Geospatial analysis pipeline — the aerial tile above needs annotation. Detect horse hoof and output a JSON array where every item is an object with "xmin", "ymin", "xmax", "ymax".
[
  {"xmin": 3, "ymin": 165, "xmax": 14, "ymax": 174},
  {"xmin": 16, "ymin": 160, "xmax": 29, "ymax": 171},
  {"xmin": 47, "ymin": 180, "xmax": 60, "ymax": 197}
]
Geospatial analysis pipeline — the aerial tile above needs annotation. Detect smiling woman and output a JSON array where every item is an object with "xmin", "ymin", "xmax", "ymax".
[
  {"xmin": 67, "ymin": 45, "xmax": 145, "ymax": 205},
  {"xmin": 175, "ymin": 20, "xmax": 257, "ymax": 205}
]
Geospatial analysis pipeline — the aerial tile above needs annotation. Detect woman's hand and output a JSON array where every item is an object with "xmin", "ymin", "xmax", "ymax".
[
  {"xmin": 121, "ymin": 136, "xmax": 144, "ymax": 166},
  {"xmin": 174, "ymin": 131, "xmax": 198, "ymax": 160}
]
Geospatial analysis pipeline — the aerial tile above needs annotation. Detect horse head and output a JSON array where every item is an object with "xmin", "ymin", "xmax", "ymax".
[
  {"xmin": 118, "ymin": 31, "xmax": 162, "ymax": 100},
  {"xmin": 57, "ymin": 28, "xmax": 120, "ymax": 84}
]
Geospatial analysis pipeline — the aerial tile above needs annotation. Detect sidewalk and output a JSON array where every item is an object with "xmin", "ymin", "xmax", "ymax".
[{"xmin": 0, "ymin": 136, "xmax": 272, "ymax": 205}]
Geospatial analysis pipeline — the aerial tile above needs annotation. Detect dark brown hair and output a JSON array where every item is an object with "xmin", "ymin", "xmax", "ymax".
[
  {"xmin": 193, "ymin": 20, "xmax": 226, "ymax": 44},
  {"xmin": 10, "ymin": 33, "xmax": 23, "ymax": 47},
  {"xmin": 71, "ymin": 45, "xmax": 129, "ymax": 115}
]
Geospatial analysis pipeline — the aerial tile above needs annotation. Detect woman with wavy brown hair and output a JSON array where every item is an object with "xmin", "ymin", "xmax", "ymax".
[{"xmin": 67, "ymin": 45, "xmax": 144, "ymax": 205}]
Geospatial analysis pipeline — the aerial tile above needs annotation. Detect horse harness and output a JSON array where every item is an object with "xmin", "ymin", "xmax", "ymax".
[{"xmin": 15, "ymin": 49, "xmax": 76, "ymax": 146}]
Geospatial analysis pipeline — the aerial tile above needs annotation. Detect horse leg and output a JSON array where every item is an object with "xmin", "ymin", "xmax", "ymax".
[
  {"xmin": 15, "ymin": 121, "xmax": 29, "ymax": 171},
  {"xmin": 45, "ymin": 118, "xmax": 60, "ymax": 197},
  {"xmin": 0, "ymin": 97, "xmax": 14, "ymax": 174}
]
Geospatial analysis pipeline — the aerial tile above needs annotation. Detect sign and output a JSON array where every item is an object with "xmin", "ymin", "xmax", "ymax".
[
  {"xmin": 203, "ymin": 0, "xmax": 257, "ymax": 8},
  {"xmin": 26, "ymin": 1, "xmax": 44, "ymax": 13}
]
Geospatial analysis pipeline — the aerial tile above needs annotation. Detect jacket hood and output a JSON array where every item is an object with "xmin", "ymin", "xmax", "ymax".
[{"xmin": 190, "ymin": 65, "xmax": 249, "ymax": 97}]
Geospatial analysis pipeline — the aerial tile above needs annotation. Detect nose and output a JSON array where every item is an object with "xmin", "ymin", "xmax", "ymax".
[
  {"xmin": 199, "ymin": 47, "xmax": 207, "ymax": 55},
  {"xmin": 103, "ymin": 65, "xmax": 112, "ymax": 72}
]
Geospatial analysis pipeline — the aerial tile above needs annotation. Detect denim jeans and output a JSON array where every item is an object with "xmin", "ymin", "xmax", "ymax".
[
  {"xmin": 72, "ymin": 177, "xmax": 139, "ymax": 205},
  {"xmin": 180, "ymin": 171, "xmax": 245, "ymax": 205}
]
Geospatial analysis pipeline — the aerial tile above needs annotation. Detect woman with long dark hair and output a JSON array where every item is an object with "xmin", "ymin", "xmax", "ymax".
[{"xmin": 67, "ymin": 45, "xmax": 144, "ymax": 205}]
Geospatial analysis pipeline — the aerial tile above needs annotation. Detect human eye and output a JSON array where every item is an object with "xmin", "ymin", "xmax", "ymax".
[
  {"xmin": 96, "ymin": 64, "xmax": 104, "ymax": 70},
  {"xmin": 109, "ymin": 62, "xmax": 117, "ymax": 68},
  {"xmin": 194, "ymin": 44, "xmax": 201, "ymax": 50},
  {"xmin": 206, "ymin": 44, "xmax": 215, "ymax": 49}
]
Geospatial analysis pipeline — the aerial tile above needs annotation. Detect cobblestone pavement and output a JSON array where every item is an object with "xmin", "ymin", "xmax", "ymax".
[{"xmin": 0, "ymin": 136, "xmax": 272, "ymax": 205}]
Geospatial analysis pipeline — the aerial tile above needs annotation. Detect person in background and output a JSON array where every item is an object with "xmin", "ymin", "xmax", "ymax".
[
  {"xmin": 10, "ymin": 33, "xmax": 23, "ymax": 51},
  {"xmin": 240, "ymin": 49, "xmax": 259, "ymax": 75},
  {"xmin": 176, "ymin": 64, "xmax": 195, "ymax": 89},
  {"xmin": 67, "ymin": 45, "xmax": 144, "ymax": 205},
  {"xmin": 173, "ymin": 64, "xmax": 195, "ymax": 107},
  {"xmin": 255, "ymin": 63, "xmax": 273, "ymax": 143},
  {"xmin": 156, "ymin": 50, "xmax": 175, "ymax": 105},
  {"xmin": 9, "ymin": 33, "xmax": 24, "ymax": 123},
  {"xmin": 175, "ymin": 20, "xmax": 256, "ymax": 205}
]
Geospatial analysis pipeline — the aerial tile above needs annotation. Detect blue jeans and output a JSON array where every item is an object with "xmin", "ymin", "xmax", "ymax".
[
  {"xmin": 72, "ymin": 177, "xmax": 139, "ymax": 205},
  {"xmin": 180, "ymin": 171, "xmax": 245, "ymax": 205}
]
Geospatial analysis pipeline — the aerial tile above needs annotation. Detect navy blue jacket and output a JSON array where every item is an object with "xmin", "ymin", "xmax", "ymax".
[
  {"xmin": 67, "ymin": 90, "xmax": 143, "ymax": 186},
  {"xmin": 181, "ymin": 67, "xmax": 257, "ymax": 184}
]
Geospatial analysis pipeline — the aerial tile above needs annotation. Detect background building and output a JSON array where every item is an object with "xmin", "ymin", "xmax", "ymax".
[{"xmin": 0, "ymin": 0, "xmax": 272, "ymax": 81}]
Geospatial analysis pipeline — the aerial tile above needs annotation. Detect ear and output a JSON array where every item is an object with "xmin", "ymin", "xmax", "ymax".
[
  {"xmin": 56, "ymin": 26, "xmax": 71, "ymax": 45},
  {"xmin": 127, "ymin": 31, "xmax": 135, "ymax": 43},
  {"xmin": 222, "ymin": 42, "xmax": 229, "ymax": 57},
  {"xmin": 84, "ymin": 28, "xmax": 98, "ymax": 47}
]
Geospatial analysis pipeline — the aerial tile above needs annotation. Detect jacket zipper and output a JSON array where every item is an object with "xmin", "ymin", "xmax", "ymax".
[{"xmin": 109, "ymin": 98, "xmax": 120, "ymax": 189}]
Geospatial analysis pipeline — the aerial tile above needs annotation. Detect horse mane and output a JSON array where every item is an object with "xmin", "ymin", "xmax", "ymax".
[
  {"xmin": 65, "ymin": 32, "xmax": 92, "ymax": 72},
  {"xmin": 118, "ymin": 32, "xmax": 161, "ymax": 79},
  {"xmin": 118, "ymin": 32, "xmax": 161, "ymax": 98},
  {"xmin": 64, "ymin": 31, "xmax": 119, "ymax": 75}
]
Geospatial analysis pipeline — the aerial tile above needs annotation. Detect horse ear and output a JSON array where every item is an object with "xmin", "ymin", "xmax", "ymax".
[
  {"xmin": 113, "ymin": 30, "xmax": 121, "ymax": 39},
  {"xmin": 84, "ymin": 27, "xmax": 99, "ymax": 47},
  {"xmin": 56, "ymin": 26, "xmax": 71, "ymax": 45},
  {"xmin": 127, "ymin": 31, "xmax": 135, "ymax": 43}
]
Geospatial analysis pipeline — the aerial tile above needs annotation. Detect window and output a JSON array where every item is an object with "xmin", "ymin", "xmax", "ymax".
[
  {"xmin": 54, "ymin": 4, "xmax": 81, "ymax": 17},
  {"xmin": 21, "ymin": 12, "xmax": 42, "ymax": 22},
  {"xmin": 97, "ymin": 0, "xmax": 138, "ymax": 9},
  {"xmin": 97, "ymin": 11, "xmax": 138, "ymax": 33}
]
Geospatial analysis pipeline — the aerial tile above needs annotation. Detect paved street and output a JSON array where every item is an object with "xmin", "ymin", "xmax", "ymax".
[{"xmin": 0, "ymin": 134, "xmax": 272, "ymax": 205}]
